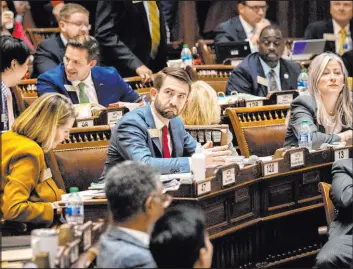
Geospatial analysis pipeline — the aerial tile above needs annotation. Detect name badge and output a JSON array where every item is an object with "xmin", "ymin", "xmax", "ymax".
[
  {"xmin": 323, "ymin": 33, "xmax": 338, "ymax": 41},
  {"xmin": 40, "ymin": 168, "xmax": 52, "ymax": 182},
  {"xmin": 64, "ymin": 85, "xmax": 76, "ymax": 92},
  {"xmin": 257, "ymin": 76, "xmax": 268, "ymax": 87},
  {"xmin": 148, "ymin": 128, "xmax": 160, "ymax": 138}
]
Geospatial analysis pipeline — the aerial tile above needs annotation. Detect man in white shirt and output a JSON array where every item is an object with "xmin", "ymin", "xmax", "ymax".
[{"xmin": 304, "ymin": 0, "xmax": 353, "ymax": 55}]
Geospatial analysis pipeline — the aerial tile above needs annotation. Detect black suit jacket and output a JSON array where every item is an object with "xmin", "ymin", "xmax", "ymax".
[
  {"xmin": 342, "ymin": 50, "xmax": 353, "ymax": 77},
  {"xmin": 226, "ymin": 53, "xmax": 301, "ymax": 97},
  {"xmin": 214, "ymin": 16, "xmax": 247, "ymax": 44},
  {"xmin": 95, "ymin": 0, "xmax": 168, "ymax": 78},
  {"xmin": 304, "ymin": 19, "xmax": 353, "ymax": 53},
  {"xmin": 32, "ymin": 34, "xmax": 65, "ymax": 78}
]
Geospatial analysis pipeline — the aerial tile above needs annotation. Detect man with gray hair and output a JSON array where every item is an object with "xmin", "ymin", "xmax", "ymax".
[{"xmin": 97, "ymin": 161, "xmax": 172, "ymax": 268}]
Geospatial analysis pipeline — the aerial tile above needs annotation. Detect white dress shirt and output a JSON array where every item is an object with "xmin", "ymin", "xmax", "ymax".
[
  {"xmin": 239, "ymin": 15, "xmax": 258, "ymax": 52},
  {"xmin": 332, "ymin": 19, "xmax": 351, "ymax": 54},
  {"xmin": 151, "ymin": 106, "xmax": 172, "ymax": 154},
  {"xmin": 259, "ymin": 57, "xmax": 282, "ymax": 92},
  {"xmin": 119, "ymin": 226, "xmax": 150, "ymax": 247},
  {"xmin": 71, "ymin": 72, "xmax": 99, "ymax": 104},
  {"xmin": 60, "ymin": 33, "xmax": 68, "ymax": 47}
]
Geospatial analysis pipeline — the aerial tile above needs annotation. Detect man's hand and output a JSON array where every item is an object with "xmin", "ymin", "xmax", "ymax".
[
  {"xmin": 136, "ymin": 65, "xmax": 153, "ymax": 84},
  {"xmin": 204, "ymin": 145, "xmax": 232, "ymax": 167},
  {"xmin": 250, "ymin": 18, "xmax": 271, "ymax": 45}
]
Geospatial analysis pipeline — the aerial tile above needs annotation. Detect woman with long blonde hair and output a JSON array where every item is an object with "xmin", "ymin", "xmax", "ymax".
[
  {"xmin": 1, "ymin": 93, "xmax": 76, "ymax": 230},
  {"xmin": 284, "ymin": 52, "xmax": 352, "ymax": 149}
]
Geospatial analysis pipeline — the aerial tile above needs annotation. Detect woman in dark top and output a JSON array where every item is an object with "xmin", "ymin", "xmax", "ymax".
[{"xmin": 284, "ymin": 52, "xmax": 352, "ymax": 149}]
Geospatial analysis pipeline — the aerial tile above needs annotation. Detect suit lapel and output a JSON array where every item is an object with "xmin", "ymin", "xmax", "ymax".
[
  {"xmin": 256, "ymin": 56, "xmax": 268, "ymax": 97},
  {"xmin": 91, "ymin": 68, "xmax": 104, "ymax": 105},
  {"xmin": 145, "ymin": 106, "xmax": 162, "ymax": 156},
  {"xmin": 134, "ymin": 1, "xmax": 150, "ymax": 33},
  {"xmin": 235, "ymin": 16, "xmax": 247, "ymax": 41},
  {"xmin": 279, "ymin": 60, "xmax": 291, "ymax": 90},
  {"xmin": 169, "ymin": 119, "xmax": 182, "ymax": 158},
  {"xmin": 62, "ymin": 65, "xmax": 79, "ymax": 104}
]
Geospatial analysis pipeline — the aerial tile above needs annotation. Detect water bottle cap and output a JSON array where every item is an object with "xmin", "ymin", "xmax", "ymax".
[
  {"xmin": 183, "ymin": 44, "xmax": 189, "ymax": 48},
  {"xmin": 301, "ymin": 69, "xmax": 307, "ymax": 73},
  {"xmin": 69, "ymin": 187, "xmax": 79, "ymax": 193},
  {"xmin": 301, "ymin": 120, "xmax": 308, "ymax": 124}
]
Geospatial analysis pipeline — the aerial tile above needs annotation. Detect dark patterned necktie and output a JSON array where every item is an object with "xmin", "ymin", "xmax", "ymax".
[{"xmin": 269, "ymin": 69, "xmax": 279, "ymax": 92}]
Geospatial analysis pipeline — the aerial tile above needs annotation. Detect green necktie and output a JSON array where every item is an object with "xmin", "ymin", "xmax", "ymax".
[{"xmin": 78, "ymin": 82, "xmax": 89, "ymax": 103}]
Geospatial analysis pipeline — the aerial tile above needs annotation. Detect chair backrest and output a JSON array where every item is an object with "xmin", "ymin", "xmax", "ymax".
[
  {"xmin": 185, "ymin": 124, "xmax": 229, "ymax": 147},
  {"xmin": 13, "ymin": 79, "xmax": 38, "ymax": 113},
  {"xmin": 318, "ymin": 182, "xmax": 335, "ymax": 228},
  {"xmin": 227, "ymin": 105, "xmax": 290, "ymax": 157},
  {"xmin": 197, "ymin": 39, "xmax": 216, "ymax": 64},
  {"xmin": 25, "ymin": 27, "xmax": 60, "ymax": 48},
  {"xmin": 124, "ymin": 76, "xmax": 153, "ymax": 95}
]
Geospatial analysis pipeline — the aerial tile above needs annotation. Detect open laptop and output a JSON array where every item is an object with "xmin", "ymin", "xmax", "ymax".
[
  {"xmin": 215, "ymin": 41, "xmax": 251, "ymax": 64},
  {"xmin": 290, "ymin": 39, "xmax": 327, "ymax": 61}
]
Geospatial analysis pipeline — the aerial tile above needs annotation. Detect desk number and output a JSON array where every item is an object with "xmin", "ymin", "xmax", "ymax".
[
  {"xmin": 77, "ymin": 120, "xmax": 94, "ymax": 128},
  {"xmin": 222, "ymin": 168, "xmax": 236, "ymax": 186},
  {"xmin": 246, "ymin": 100, "xmax": 263, "ymax": 108},
  {"xmin": 197, "ymin": 181, "xmax": 211, "ymax": 196},
  {"xmin": 276, "ymin": 94, "xmax": 293, "ymax": 104},
  {"xmin": 334, "ymin": 149, "xmax": 349, "ymax": 161},
  {"xmin": 83, "ymin": 228, "xmax": 92, "ymax": 251},
  {"xmin": 264, "ymin": 162, "xmax": 279, "ymax": 176},
  {"xmin": 290, "ymin": 151, "xmax": 304, "ymax": 168},
  {"xmin": 70, "ymin": 244, "xmax": 79, "ymax": 264},
  {"xmin": 107, "ymin": 111, "xmax": 123, "ymax": 125}
]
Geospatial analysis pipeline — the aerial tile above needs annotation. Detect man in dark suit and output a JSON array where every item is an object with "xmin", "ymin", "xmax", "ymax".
[
  {"xmin": 304, "ymin": 1, "xmax": 353, "ymax": 55},
  {"xmin": 32, "ymin": 3, "xmax": 90, "ymax": 78},
  {"xmin": 95, "ymin": 0, "xmax": 168, "ymax": 82},
  {"xmin": 342, "ymin": 49, "xmax": 353, "ymax": 77},
  {"xmin": 314, "ymin": 158, "xmax": 352, "ymax": 268},
  {"xmin": 226, "ymin": 25, "xmax": 301, "ymax": 96},
  {"xmin": 214, "ymin": 1, "xmax": 270, "ymax": 52},
  {"xmin": 99, "ymin": 67, "xmax": 232, "ymax": 180},
  {"xmin": 98, "ymin": 161, "xmax": 172, "ymax": 268},
  {"xmin": 37, "ymin": 35, "xmax": 140, "ymax": 107}
]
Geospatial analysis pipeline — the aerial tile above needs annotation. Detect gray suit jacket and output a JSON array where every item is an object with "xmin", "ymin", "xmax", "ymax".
[
  {"xmin": 214, "ymin": 16, "xmax": 247, "ymax": 44},
  {"xmin": 97, "ymin": 225, "xmax": 156, "ymax": 268},
  {"xmin": 329, "ymin": 159, "xmax": 353, "ymax": 238},
  {"xmin": 99, "ymin": 105, "xmax": 197, "ymax": 181},
  {"xmin": 284, "ymin": 95, "xmax": 342, "ymax": 149}
]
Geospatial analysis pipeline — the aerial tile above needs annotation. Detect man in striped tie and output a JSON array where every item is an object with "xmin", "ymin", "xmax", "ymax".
[{"xmin": 95, "ymin": 1, "xmax": 168, "ymax": 82}]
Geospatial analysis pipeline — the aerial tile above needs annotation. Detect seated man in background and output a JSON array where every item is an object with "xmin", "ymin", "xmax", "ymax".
[
  {"xmin": 342, "ymin": 49, "xmax": 353, "ymax": 77},
  {"xmin": 97, "ymin": 161, "xmax": 172, "ymax": 268},
  {"xmin": 150, "ymin": 205, "xmax": 213, "ymax": 268},
  {"xmin": 226, "ymin": 25, "xmax": 300, "ymax": 97},
  {"xmin": 314, "ymin": 158, "xmax": 352, "ymax": 268},
  {"xmin": 214, "ymin": 1, "xmax": 270, "ymax": 52},
  {"xmin": 304, "ymin": 0, "xmax": 352, "ymax": 55},
  {"xmin": 37, "ymin": 35, "xmax": 141, "ymax": 108},
  {"xmin": 99, "ymin": 67, "xmax": 231, "ymax": 180},
  {"xmin": 32, "ymin": 3, "xmax": 90, "ymax": 78}
]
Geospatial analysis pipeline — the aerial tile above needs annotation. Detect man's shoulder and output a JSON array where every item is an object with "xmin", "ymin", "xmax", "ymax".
[
  {"xmin": 236, "ymin": 53, "xmax": 259, "ymax": 69},
  {"xmin": 37, "ymin": 64, "xmax": 64, "ymax": 81},
  {"xmin": 36, "ymin": 34, "xmax": 62, "ymax": 50},
  {"xmin": 280, "ymin": 57, "xmax": 301, "ymax": 71},
  {"xmin": 218, "ymin": 16, "xmax": 240, "ymax": 29},
  {"xmin": 117, "ymin": 106, "xmax": 149, "ymax": 126},
  {"xmin": 306, "ymin": 20, "xmax": 330, "ymax": 33}
]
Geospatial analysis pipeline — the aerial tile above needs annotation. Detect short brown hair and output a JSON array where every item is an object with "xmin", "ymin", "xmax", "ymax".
[
  {"xmin": 59, "ymin": 3, "xmax": 89, "ymax": 22},
  {"xmin": 67, "ymin": 35, "xmax": 99, "ymax": 61},
  {"xmin": 153, "ymin": 67, "xmax": 192, "ymax": 93}
]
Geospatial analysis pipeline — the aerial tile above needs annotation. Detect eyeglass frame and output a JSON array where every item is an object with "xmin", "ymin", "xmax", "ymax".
[
  {"xmin": 62, "ymin": 20, "xmax": 91, "ymax": 31},
  {"xmin": 243, "ymin": 4, "xmax": 269, "ymax": 13}
]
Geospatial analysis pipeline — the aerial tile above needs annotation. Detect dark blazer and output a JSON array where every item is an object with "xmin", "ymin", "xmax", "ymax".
[
  {"xmin": 95, "ymin": 0, "xmax": 168, "ymax": 78},
  {"xmin": 99, "ymin": 105, "xmax": 197, "ymax": 181},
  {"xmin": 342, "ymin": 50, "xmax": 353, "ymax": 77},
  {"xmin": 97, "ymin": 225, "xmax": 156, "ymax": 268},
  {"xmin": 330, "ymin": 158, "xmax": 353, "ymax": 238},
  {"xmin": 214, "ymin": 16, "xmax": 247, "ymax": 44},
  {"xmin": 36, "ymin": 64, "xmax": 140, "ymax": 107},
  {"xmin": 304, "ymin": 19, "xmax": 353, "ymax": 53},
  {"xmin": 284, "ymin": 95, "xmax": 349, "ymax": 149},
  {"xmin": 226, "ymin": 52, "xmax": 301, "ymax": 96},
  {"xmin": 32, "ymin": 34, "xmax": 65, "ymax": 78}
]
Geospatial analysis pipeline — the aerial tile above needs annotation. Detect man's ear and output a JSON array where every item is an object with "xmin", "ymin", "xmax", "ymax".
[
  {"xmin": 11, "ymin": 59, "xmax": 17, "ymax": 70},
  {"xmin": 144, "ymin": 196, "xmax": 153, "ymax": 213},
  {"xmin": 58, "ymin": 21, "xmax": 65, "ymax": 31},
  {"xmin": 150, "ymin": 87, "xmax": 158, "ymax": 101},
  {"xmin": 89, "ymin": 59, "xmax": 97, "ymax": 68}
]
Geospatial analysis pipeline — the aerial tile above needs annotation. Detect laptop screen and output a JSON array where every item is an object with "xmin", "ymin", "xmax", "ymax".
[{"xmin": 215, "ymin": 41, "xmax": 251, "ymax": 64}]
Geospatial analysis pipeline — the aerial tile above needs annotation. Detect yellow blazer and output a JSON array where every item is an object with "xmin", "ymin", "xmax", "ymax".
[{"xmin": 1, "ymin": 131, "xmax": 65, "ymax": 226}]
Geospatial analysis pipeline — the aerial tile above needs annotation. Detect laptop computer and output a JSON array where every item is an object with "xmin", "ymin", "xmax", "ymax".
[
  {"xmin": 215, "ymin": 41, "xmax": 251, "ymax": 64},
  {"xmin": 290, "ymin": 39, "xmax": 327, "ymax": 61}
]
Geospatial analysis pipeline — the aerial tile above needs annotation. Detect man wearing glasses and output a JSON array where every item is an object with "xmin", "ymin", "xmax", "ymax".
[
  {"xmin": 32, "ymin": 3, "xmax": 91, "ymax": 78},
  {"xmin": 97, "ymin": 161, "xmax": 172, "ymax": 268},
  {"xmin": 214, "ymin": 1, "xmax": 270, "ymax": 52}
]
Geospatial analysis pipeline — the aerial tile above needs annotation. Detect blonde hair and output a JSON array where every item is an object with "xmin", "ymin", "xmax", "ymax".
[
  {"xmin": 180, "ymin": 81, "xmax": 221, "ymax": 125},
  {"xmin": 12, "ymin": 93, "xmax": 76, "ymax": 152},
  {"xmin": 308, "ymin": 52, "xmax": 353, "ymax": 129},
  {"xmin": 59, "ymin": 3, "xmax": 89, "ymax": 22}
]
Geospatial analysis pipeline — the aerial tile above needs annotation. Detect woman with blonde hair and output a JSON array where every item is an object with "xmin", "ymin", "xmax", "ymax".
[
  {"xmin": 180, "ymin": 80, "xmax": 238, "ymax": 155},
  {"xmin": 1, "ymin": 93, "xmax": 76, "ymax": 230},
  {"xmin": 284, "ymin": 52, "xmax": 352, "ymax": 149}
]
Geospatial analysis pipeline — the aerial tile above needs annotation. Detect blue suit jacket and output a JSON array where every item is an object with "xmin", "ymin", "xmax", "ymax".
[
  {"xmin": 214, "ymin": 16, "xmax": 247, "ymax": 44},
  {"xmin": 97, "ymin": 225, "xmax": 156, "ymax": 268},
  {"xmin": 36, "ymin": 64, "xmax": 140, "ymax": 107},
  {"xmin": 226, "ymin": 52, "xmax": 301, "ymax": 97},
  {"xmin": 99, "ymin": 105, "xmax": 197, "ymax": 180}
]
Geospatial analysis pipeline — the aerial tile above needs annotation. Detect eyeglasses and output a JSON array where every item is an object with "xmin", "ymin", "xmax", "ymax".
[
  {"xmin": 63, "ymin": 20, "xmax": 91, "ymax": 30},
  {"xmin": 151, "ymin": 192, "xmax": 173, "ymax": 208},
  {"xmin": 244, "ymin": 4, "xmax": 269, "ymax": 12}
]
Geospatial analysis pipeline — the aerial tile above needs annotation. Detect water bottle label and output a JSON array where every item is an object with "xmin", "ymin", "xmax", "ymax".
[
  {"xmin": 181, "ymin": 55, "xmax": 191, "ymax": 63},
  {"xmin": 66, "ymin": 206, "xmax": 82, "ymax": 217},
  {"xmin": 299, "ymin": 133, "xmax": 311, "ymax": 142},
  {"xmin": 297, "ymin": 81, "xmax": 308, "ymax": 88}
]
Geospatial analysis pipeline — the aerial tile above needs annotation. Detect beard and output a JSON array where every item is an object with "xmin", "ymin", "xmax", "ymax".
[{"xmin": 154, "ymin": 97, "xmax": 180, "ymax": 119}]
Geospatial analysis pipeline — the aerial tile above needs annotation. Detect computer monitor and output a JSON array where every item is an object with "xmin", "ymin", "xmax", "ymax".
[
  {"xmin": 215, "ymin": 41, "xmax": 251, "ymax": 64},
  {"xmin": 291, "ymin": 39, "xmax": 327, "ymax": 60}
]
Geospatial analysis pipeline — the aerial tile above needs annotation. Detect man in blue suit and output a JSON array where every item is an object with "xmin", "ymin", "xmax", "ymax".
[
  {"xmin": 36, "ymin": 35, "xmax": 141, "ymax": 107},
  {"xmin": 226, "ymin": 25, "xmax": 301, "ymax": 97},
  {"xmin": 99, "ymin": 67, "xmax": 232, "ymax": 180}
]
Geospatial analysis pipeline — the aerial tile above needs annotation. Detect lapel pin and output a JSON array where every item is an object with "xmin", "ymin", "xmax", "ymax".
[
  {"xmin": 99, "ymin": 83, "xmax": 104, "ymax": 86},
  {"xmin": 284, "ymin": 73, "xmax": 289, "ymax": 79}
]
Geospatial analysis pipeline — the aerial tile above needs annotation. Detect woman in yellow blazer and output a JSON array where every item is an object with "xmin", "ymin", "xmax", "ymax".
[{"xmin": 1, "ymin": 93, "xmax": 76, "ymax": 227}]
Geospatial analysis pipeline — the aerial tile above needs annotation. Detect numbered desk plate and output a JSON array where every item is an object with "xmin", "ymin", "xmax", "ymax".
[
  {"xmin": 246, "ymin": 100, "xmax": 263, "ymax": 108},
  {"xmin": 222, "ymin": 167, "xmax": 236, "ymax": 187},
  {"xmin": 76, "ymin": 119, "xmax": 94, "ymax": 128},
  {"xmin": 107, "ymin": 110, "xmax": 123, "ymax": 125},
  {"xmin": 334, "ymin": 148, "xmax": 349, "ymax": 161},
  {"xmin": 196, "ymin": 179, "xmax": 211, "ymax": 196},
  {"xmin": 263, "ymin": 161, "xmax": 279, "ymax": 176},
  {"xmin": 290, "ymin": 150, "xmax": 305, "ymax": 169},
  {"xmin": 276, "ymin": 93, "xmax": 294, "ymax": 104}
]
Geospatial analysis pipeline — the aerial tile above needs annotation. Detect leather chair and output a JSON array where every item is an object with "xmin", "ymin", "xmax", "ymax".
[
  {"xmin": 12, "ymin": 79, "xmax": 38, "ymax": 113},
  {"xmin": 197, "ymin": 39, "xmax": 216, "ymax": 64},
  {"xmin": 318, "ymin": 182, "xmax": 336, "ymax": 235},
  {"xmin": 227, "ymin": 105, "xmax": 290, "ymax": 157}
]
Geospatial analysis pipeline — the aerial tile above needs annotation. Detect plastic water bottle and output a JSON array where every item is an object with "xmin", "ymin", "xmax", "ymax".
[
  {"xmin": 181, "ymin": 44, "xmax": 192, "ymax": 66},
  {"xmin": 297, "ymin": 69, "xmax": 309, "ymax": 95},
  {"xmin": 66, "ymin": 187, "xmax": 84, "ymax": 227},
  {"xmin": 343, "ymin": 33, "xmax": 352, "ymax": 54},
  {"xmin": 191, "ymin": 143, "xmax": 206, "ymax": 182},
  {"xmin": 298, "ymin": 120, "xmax": 312, "ymax": 150}
]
